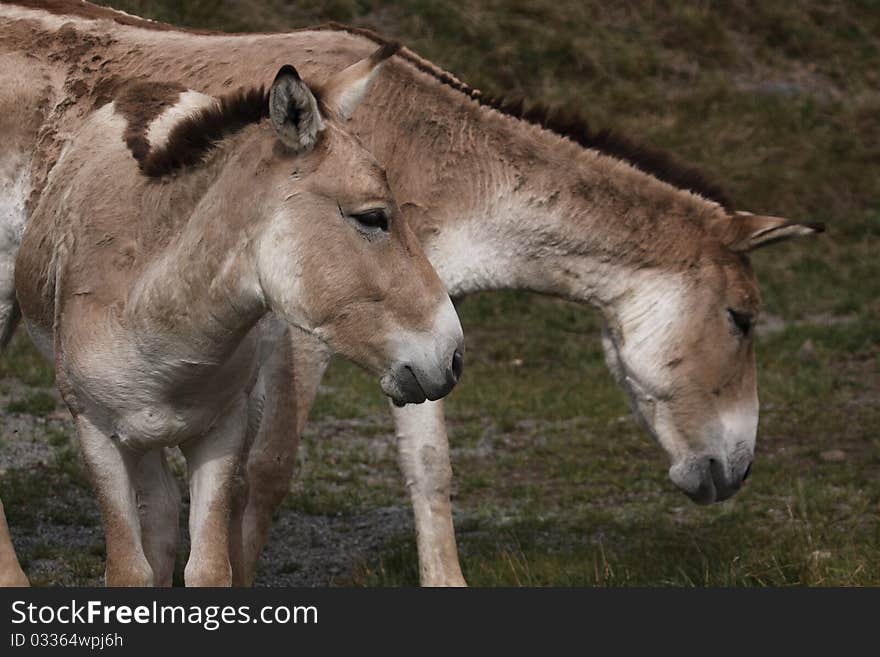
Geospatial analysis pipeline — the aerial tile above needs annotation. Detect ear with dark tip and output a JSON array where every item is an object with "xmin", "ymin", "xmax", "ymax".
[
  {"xmin": 720, "ymin": 211, "xmax": 825, "ymax": 252},
  {"xmin": 321, "ymin": 42, "xmax": 401, "ymax": 121},
  {"xmin": 269, "ymin": 64, "xmax": 324, "ymax": 152}
]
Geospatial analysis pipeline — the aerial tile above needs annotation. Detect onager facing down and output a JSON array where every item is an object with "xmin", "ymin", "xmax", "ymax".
[{"xmin": 11, "ymin": 45, "xmax": 464, "ymax": 586}]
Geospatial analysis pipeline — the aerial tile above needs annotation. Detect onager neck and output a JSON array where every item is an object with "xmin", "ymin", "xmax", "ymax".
[
  {"xmin": 126, "ymin": 151, "xmax": 265, "ymax": 370},
  {"xmin": 377, "ymin": 108, "xmax": 724, "ymax": 311},
  {"xmin": 337, "ymin": 47, "xmax": 729, "ymax": 313}
]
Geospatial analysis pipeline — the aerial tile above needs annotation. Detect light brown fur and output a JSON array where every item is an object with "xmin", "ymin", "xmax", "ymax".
[
  {"xmin": 0, "ymin": 2, "xmax": 820, "ymax": 586},
  {"xmin": 2, "ymin": 14, "xmax": 465, "ymax": 585}
]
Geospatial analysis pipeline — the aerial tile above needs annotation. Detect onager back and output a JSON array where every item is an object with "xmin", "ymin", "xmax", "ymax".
[{"xmin": 12, "ymin": 46, "xmax": 464, "ymax": 586}]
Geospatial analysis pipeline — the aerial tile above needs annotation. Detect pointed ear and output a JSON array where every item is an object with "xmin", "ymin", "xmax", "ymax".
[
  {"xmin": 718, "ymin": 211, "xmax": 825, "ymax": 252},
  {"xmin": 321, "ymin": 42, "xmax": 400, "ymax": 121},
  {"xmin": 269, "ymin": 65, "xmax": 324, "ymax": 152}
]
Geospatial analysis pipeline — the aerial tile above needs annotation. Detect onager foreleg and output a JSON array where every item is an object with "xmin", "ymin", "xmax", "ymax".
[
  {"xmin": 181, "ymin": 396, "xmax": 250, "ymax": 587},
  {"xmin": 0, "ymin": 499, "xmax": 28, "ymax": 586},
  {"xmin": 232, "ymin": 330, "xmax": 330, "ymax": 585},
  {"xmin": 134, "ymin": 449, "xmax": 181, "ymax": 587},
  {"xmin": 0, "ymin": 318, "xmax": 28, "ymax": 586},
  {"xmin": 77, "ymin": 415, "xmax": 154, "ymax": 587},
  {"xmin": 0, "ymin": 300, "xmax": 28, "ymax": 586},
  {"xmin": 391, "ymin": 399, "xmax": 466, "ymax": 586}
]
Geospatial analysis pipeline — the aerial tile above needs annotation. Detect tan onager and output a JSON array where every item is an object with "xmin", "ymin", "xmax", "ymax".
[
  {"xmin": 2, "ymin": 18, "xmax": 464, "ymax": 585},
  {"xmin": 0, "ymin": 2, "xmax": 821, "ymax": 586}
]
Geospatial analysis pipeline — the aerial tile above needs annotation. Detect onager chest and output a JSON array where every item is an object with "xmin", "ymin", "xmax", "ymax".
[{"xmin": 60, "ymin": 312, "xmax": 262, "ymax": 451}]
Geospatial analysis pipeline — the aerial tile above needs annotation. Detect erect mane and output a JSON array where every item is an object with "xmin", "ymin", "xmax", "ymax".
[
  {"xmin": 482, "ymin": 95, "xmax": 733, "ymax": 208},
  {"xmin": 313, "ymin": 23, "xmax": 733, "ymax": 209},
  {"xmin": 140, "ymin": 86, "xmax": 270, "ymax": 177}
]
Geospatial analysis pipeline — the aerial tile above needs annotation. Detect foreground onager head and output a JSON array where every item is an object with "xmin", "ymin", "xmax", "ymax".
[
  {"xmin": 19, "ymin": 44, "xmax": 464, "ymax": 407},
  {"xmin": 601, "ymin": 211, "xmax": 823, "ymax": 504},
  {"xmin": 253, "ymin": 49, "xmax": 464, "ymax": 403}
]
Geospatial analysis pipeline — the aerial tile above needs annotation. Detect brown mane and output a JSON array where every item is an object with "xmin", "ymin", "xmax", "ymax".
[
  {"xmin": 313, "ymin": 23, "xmax": 734, "ymax": 209},
  {"xmin": 478, "ymin": 95, "xmax": 733, "ymax": 208},
  {"xmin": 138, "ymin": 86, "xmax": 270, "ymax": 177}
]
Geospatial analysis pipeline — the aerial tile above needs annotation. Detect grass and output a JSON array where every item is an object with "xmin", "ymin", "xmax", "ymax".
[
  {"xmin": 2, "ymin": 0, "xmax": 876, "ymax": 586},
  {"xmin": 0, "ymin": 331, "xmax": 54, "ymax": 388},
  {"xmin": 6, "ymin": 391, "xmax": 56, "ymax": 416}
]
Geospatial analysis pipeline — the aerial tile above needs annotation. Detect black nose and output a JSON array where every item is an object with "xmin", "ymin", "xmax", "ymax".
[
  {"xmin": 709, "ymin": 458, "xmax": 740, "ymax": 502},
  {"xmin": 451, "ymin": 348, "xmax": 464, "ymax": 382},
  {"xmin": 742, "ymin": 461, "xmax": 752, "ymax": 483}
]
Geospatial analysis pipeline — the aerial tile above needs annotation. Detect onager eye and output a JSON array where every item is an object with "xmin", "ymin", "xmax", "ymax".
[
  {"xmin": 728, "ymin": 309, "xmax": 754, "ymax": 337},
  {"xmin": 351, "ymin": 209, "xmax": 389, "ymax": 232}
]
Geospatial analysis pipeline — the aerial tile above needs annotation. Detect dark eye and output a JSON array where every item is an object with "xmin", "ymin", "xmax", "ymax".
[
  {"xmin": 728, "ymin": 309, "xmax": 753, "ymax": 336},
  {"xmin": 351, "ymin": 209, "xmax": 389, "ymax": 232}
]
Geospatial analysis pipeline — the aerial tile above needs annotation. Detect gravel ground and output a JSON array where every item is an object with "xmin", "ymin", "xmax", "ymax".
[{"xmin": 254, "ymin": 506, "xmax": 414, "ymax": 586}]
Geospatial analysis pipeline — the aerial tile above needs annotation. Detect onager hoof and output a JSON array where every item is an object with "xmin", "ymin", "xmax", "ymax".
[
  {"xmin": 185, "ymin": 557, "xmax": 232, "ymax": 587},
  {"xmin": 105, "ymin": 562, "xmax": 154, "ymax": 587},
  {"xmin": 422, "ymin": 573, "xmax": 467, "ymax": 587}
]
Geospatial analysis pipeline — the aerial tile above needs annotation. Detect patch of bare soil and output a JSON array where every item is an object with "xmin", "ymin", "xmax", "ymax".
[{"xmin": 254, "ymin": 506, "xmax": 413, "ymax": 586}]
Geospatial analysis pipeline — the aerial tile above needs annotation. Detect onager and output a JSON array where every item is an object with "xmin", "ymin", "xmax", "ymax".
[
  {"xmin": 6, "ymin": 36, "xmax": 464, "ymax": 586},
  {"xmin": 0, "ymin": 2, "xmax": 821, "ymax": 586}
]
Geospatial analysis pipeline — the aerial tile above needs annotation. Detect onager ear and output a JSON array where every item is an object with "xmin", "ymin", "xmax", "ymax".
[
  {"xmin": 269, "ymin": 64, "xmax": 324, "ymax": 152},
  {"xmin": 719, "ymin": 211, "xmax": 825, "ymax": 252},
  {"xmin": 321, "ymin": 42, "xmax": 400, "ymax": 121}
]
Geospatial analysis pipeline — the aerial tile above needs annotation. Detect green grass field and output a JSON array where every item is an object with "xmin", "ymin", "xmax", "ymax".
[{"xmin": 2, "ymin": 0, "xmax": 877, "ymax": 585}]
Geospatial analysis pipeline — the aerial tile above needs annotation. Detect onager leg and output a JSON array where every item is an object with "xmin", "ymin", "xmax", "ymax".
[
  {"xmin": 0, "ymin": 302, "xmax": 27, "ymax": 586},
  {"xmin": 235, "ymin": 333, "xmax": 464, "ymax": 586},
  {"xmin": 181, "ymin": 397, "xmax": 249, "ymax": 587},
  {"xmin": 391, "ymin": 399, "xmax": 466, "ymax": 586},
  {"xmin": 0, "ymin": 499, "xmax": 27, "ymax": 586},
  {"xmin": 233, "ymin": 330, "xmax": 330, "ymax": 585},
  {"xmin": 0, "ymin": 162, "xmax": 27, "ymax": 587},
  {"xmin": 77, "ymin": 415, "xmax": 154, "ymax": 587},
  {"xmin": 134, "ymin": 449, "xmax": 181, "ymax": 587}
]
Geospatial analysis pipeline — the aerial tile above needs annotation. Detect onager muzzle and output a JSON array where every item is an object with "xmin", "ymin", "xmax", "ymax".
[{"xmin": 380, "ymin": 296, "xmax": 465, "ymax": 405}]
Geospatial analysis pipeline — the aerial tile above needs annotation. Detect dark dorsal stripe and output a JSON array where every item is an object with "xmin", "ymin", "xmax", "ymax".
[
  {"xmin": 313, "ymin": 23, "xmax": 733, "ymax": 209},
  {"xmin": 114, "ymin": 80, "xmax": 269, "ymax": 178},
  {"xmin": 124, "ymin": 86, "xmax": 270, "ymax": 178}
]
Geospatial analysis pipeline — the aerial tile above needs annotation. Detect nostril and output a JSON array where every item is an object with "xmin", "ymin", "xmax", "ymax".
[
  {"xmin": 742, "ymin": 461, "xmax": 752, "ymax": 482},
  {"xmin": 451, "ymin": 349, "xmax": 464, "ymax": 382},
  {"xmin": 708, "ymin": 457, "xmax": 727, "ymax": 487}
]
